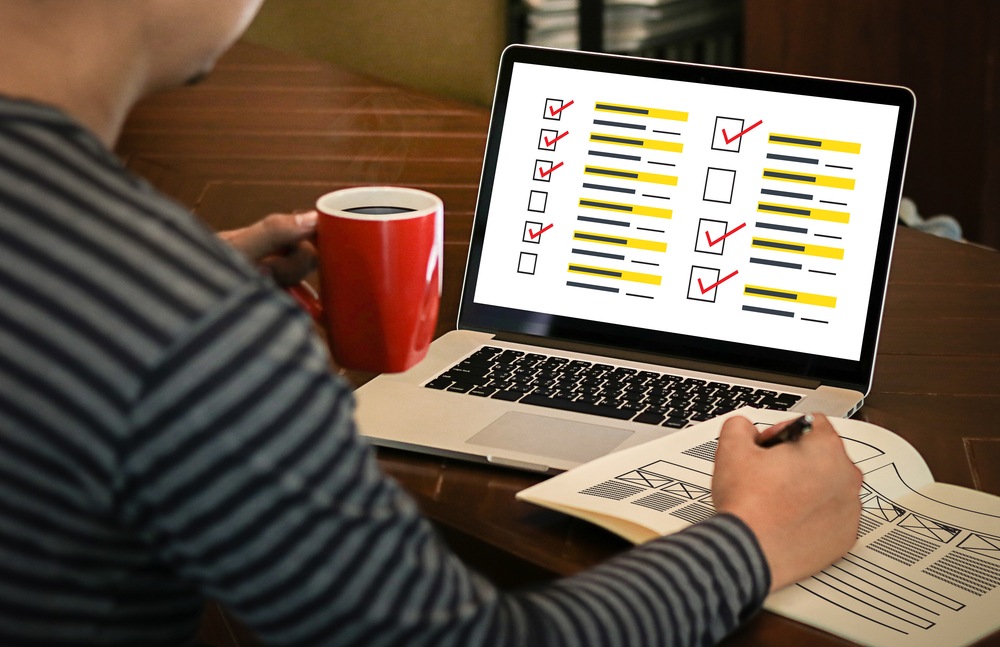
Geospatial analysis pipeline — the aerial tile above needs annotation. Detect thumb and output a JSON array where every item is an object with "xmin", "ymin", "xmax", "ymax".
[
  {"xmin": 717, "ymin": 415, "xmax": 759, "ymax": 447},
  {"xmin": 715, "ymin": 415, "xmax": 760, "ymax": 463}
]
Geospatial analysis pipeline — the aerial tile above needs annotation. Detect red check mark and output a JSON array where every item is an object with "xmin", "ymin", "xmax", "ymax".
[
  {"xmin": 549, "ymin": 99, "xmax": 575, "ymax": 117},
  {"xmin": 538, "ymin": 161, "xmax": 564, "ymax": 178},
  {"xmin": 529, "ymin": 223, "xmax": 553, "ymax": 239},
  {"xmin": 704, "ymin": 222, "xmax": 746, "ymax": 247},
  {"xmin": 544, "ymin": 131, "xmax": 569, "ymax": 147},
  {"xmin": 697, "ymin": 270, "xmax": 739, "ymax": 294},
  {"xmin": 722, "ymin": 119, "xmax": 762, "ymax": 145}
]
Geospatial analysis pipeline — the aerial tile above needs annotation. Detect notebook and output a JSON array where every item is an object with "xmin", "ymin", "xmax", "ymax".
[{"xmin": 354, "ymin": 45, "xmax": 915, "ymax": 474}]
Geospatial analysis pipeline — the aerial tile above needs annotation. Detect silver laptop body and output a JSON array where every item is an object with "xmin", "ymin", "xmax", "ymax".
[{"xmin": 355, "ymin": 46, "xmax": 915, "ymax": 474}]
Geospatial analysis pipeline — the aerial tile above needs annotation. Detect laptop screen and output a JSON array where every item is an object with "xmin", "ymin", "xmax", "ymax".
[{"xmin": 460, "ymin": 46, "xmax": 914, "ymax": 392}]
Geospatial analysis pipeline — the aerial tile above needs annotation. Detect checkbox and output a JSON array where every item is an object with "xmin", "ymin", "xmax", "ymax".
[
  {"xmin": 711, "ymin": 116, "xmax": 745, "ymax": 152},
  {"xmin": 695, "ymin": 218, "xmax": 729, "ymax": 255},
  {"xmin": 534, "ymin": 159, "xmax": 556, "ymax": 182},
  {"xmin": 543, "ymin": 98, "xmax": 565, "ymax": 121},
  {"xmin": 538, "ymin": 129, "xmax": 559, "ymax": 151},
  {"xmin": 518, "ymin": 252, "xmax": 538, "ymax": 275},
  {"xmin": 703, "ymin": 167, "xmax": 736, "ymax": 204},
  {"xmin": 523, "ymin": 221, "xmax": 543, "ymax": 244},
  {"xmin": 687, "ymin": 266, "xmax": 721, "ymax": 302},
  {"xmin": 527, "ymin": 190, "xmax": 548, "ymax": 213}
]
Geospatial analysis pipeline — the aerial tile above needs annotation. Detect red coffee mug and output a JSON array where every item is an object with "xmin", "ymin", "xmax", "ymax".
[{"xmin": 292, "ymin": 187, "xmax": 443, "ymax": 373}]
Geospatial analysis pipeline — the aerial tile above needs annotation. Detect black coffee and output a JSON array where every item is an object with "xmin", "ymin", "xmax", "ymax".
[{"xmin": 343, "ymin": 206, "xmax": 415, "ymax": 215}]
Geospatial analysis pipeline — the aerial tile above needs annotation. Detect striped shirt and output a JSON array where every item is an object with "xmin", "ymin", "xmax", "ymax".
[{"xmin": 0, "ymin": 97, "xmax": 769, "ymax": 646}]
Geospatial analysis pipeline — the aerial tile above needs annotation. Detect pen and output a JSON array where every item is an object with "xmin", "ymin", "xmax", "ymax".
[{"xmin": 759, "ymin": 414, "xmax": 814, "ymax": 448}]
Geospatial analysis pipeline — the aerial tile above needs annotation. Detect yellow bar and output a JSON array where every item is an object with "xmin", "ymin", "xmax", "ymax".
[
  {"xmin": 769, "ymin": 132, "xmax": 861, "ymax": 154},
  {"xmin": 573, "ymin": 230, "xmax": 667, "ymax": 252},
  {"xmin": 578, "ymin": 198, "xmax": 673, "ymax": 220},
  {"xmin": 590, "ymin": 133, "xmax": 684, "ymax": 154},
  {"xmin": 643, "ymin": 139, "xmax": 685, "ymax": 153},
  {"xmin": 756, "ymin": 202, "xmax": 851, "ymax": 224},
  {"xmin": 763, "ymin": 168, "xmax": 856, "ymax": 190},
  {"xmin": 751, "ymin": 237, "xmax": 845, "ymax": 260},
  {"xmin": 584, "ymin": 165, "xmax": 678, "ymax": 186},
  {"xmin": 595, "ymin": 102, "xmax": 689, "ymax": 122},
  {"xmin": 745, "ymin": 284, "xmax": 837, "ymax": 308},
  {"xmin": 568, "ymin": 263, "xmax": 662, "ymax": 286}
]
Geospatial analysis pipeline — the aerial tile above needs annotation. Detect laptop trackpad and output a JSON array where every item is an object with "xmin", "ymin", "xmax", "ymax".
[{"xmin": 466, "ymin": 412, "xmax": 633, "ymax": 464}]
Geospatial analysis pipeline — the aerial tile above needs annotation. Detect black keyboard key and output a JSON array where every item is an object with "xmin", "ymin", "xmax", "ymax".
[
  {"xmin": 491, "ymin": 390, "xmax": 524, "ymax": 402},
  {"xmin": 634, "ymin": 411, "xmax": 666, "ymax": 425},
  {"xmin": 447, "ymin": 383, "xmax": 474, "ymax": 393},
  {"xmin": 471, "ymin": 347, "xmax": 501, "ymax": 361},
  {"xmin": 645, "ymin": 403, "xmax": 677, "ymax": 415},
  {"xmin": 469, "ymin": 387, "xmax": 498, "ymax": 397},
  {"xmin": 714, "ymin": 401, "xmax": 740, "ymax": 415},
  {"xmin": 425, "ymin": 378, "xmax": 452, "ymax": 390},
  {"xmin": 519, "ymin": 394, "xmax": 639, "ymax": 420},
  {"xmin": 449, "ymin": 365, "xmax": 491, "ymax": 381},
  {"xmin": 663, "ymin": 417, "xmax": 688, "ymax": 428},
  {"xmin": 496, "ymin": 350, "xmax": 524, "ymax": 364},
  {"xmin": 540, "ymin": 357, "xmax": 569, "ymax": 368}
]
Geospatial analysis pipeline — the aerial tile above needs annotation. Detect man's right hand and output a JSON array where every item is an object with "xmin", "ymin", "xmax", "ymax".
[{"xmin": 712, "ymin": 414, "xmax": 863, "ymax": 592}]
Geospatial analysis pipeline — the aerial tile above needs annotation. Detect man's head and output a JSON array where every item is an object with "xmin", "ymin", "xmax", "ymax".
[
  {"xmin": 137, "ymin": 0, "xmax": 266, "ymax": 91},
  {"xmin": 0, "ymin": 0, "xmax": 265, "ymax": 143}
]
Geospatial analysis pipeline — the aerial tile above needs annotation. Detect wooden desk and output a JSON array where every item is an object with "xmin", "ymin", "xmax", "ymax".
[{"xmin": 117, "ymin": 41, "xmax": 1000, "ymax": 647}]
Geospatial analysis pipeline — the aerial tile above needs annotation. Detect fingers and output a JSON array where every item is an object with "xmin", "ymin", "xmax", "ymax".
[
  {"xmin": 260, "ymin": 239, "xmax": 318, "ymax": 287},
  {"xmin": 754, "ymin": 415, "xmax": 796, "ymax": 446},
  {"xmin": 799, "ymin": 414, "xmax": 854, "ymax": 458},
  {"xmin": 222, "ymin": 211, "xmax": 318, "ymax": 262},
  {"xmin": 716, "ymin": 412, "xmax": 862, "ymax": 590},
  {"xmin": 746, "ymin": 412, "xmax": 837, "ymax": 449}
]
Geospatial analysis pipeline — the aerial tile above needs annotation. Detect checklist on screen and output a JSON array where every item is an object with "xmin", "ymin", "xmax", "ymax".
[{"xmin": 473, "ymin": 63, "xmax": 900, "ymax": 361}]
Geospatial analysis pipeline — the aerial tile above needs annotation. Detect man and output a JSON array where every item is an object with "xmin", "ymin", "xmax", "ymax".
[{"xmin": 0, "ymin": 1, "xmax": 862, "ymax": 645}]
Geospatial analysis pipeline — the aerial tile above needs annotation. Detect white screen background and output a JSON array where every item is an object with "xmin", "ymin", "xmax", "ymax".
[{"xmin": 474, "ymin": 63, "xmax": 900, "ymax": 361}]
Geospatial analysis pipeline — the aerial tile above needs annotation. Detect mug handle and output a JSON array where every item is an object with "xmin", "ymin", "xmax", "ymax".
[{"xmin": 286, "ymin": 281, "xmax": 324, "ymax": 324}]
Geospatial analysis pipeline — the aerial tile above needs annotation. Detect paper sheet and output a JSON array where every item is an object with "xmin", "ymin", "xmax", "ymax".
[{"xmin": 517, "ymin": 408, "xmax": 1000, "ymax": 646}]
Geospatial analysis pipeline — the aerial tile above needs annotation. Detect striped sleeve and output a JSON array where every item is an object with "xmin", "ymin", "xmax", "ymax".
[
  {"xmin": 0, "ymin": 98, "xmax": 769, "ymax": 646},
  {"xmin": 116, "ymin": 282, "xmax": 769, "ymax": 647}
]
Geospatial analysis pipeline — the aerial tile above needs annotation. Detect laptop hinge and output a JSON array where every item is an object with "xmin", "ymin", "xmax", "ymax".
[{"xmin": 494, "ymin": 332, "xmax": 823, "ymax": 390}]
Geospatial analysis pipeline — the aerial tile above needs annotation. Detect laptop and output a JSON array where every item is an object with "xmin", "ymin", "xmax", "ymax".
[{"xmin": 354, "ymin": 45, "xmax": 915, "ymax": 474}]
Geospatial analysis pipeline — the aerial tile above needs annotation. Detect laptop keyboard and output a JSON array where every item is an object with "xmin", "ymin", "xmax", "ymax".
[{"xmin": 425, "ymin": 346, "xmax": 802, "ymax": 429}]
